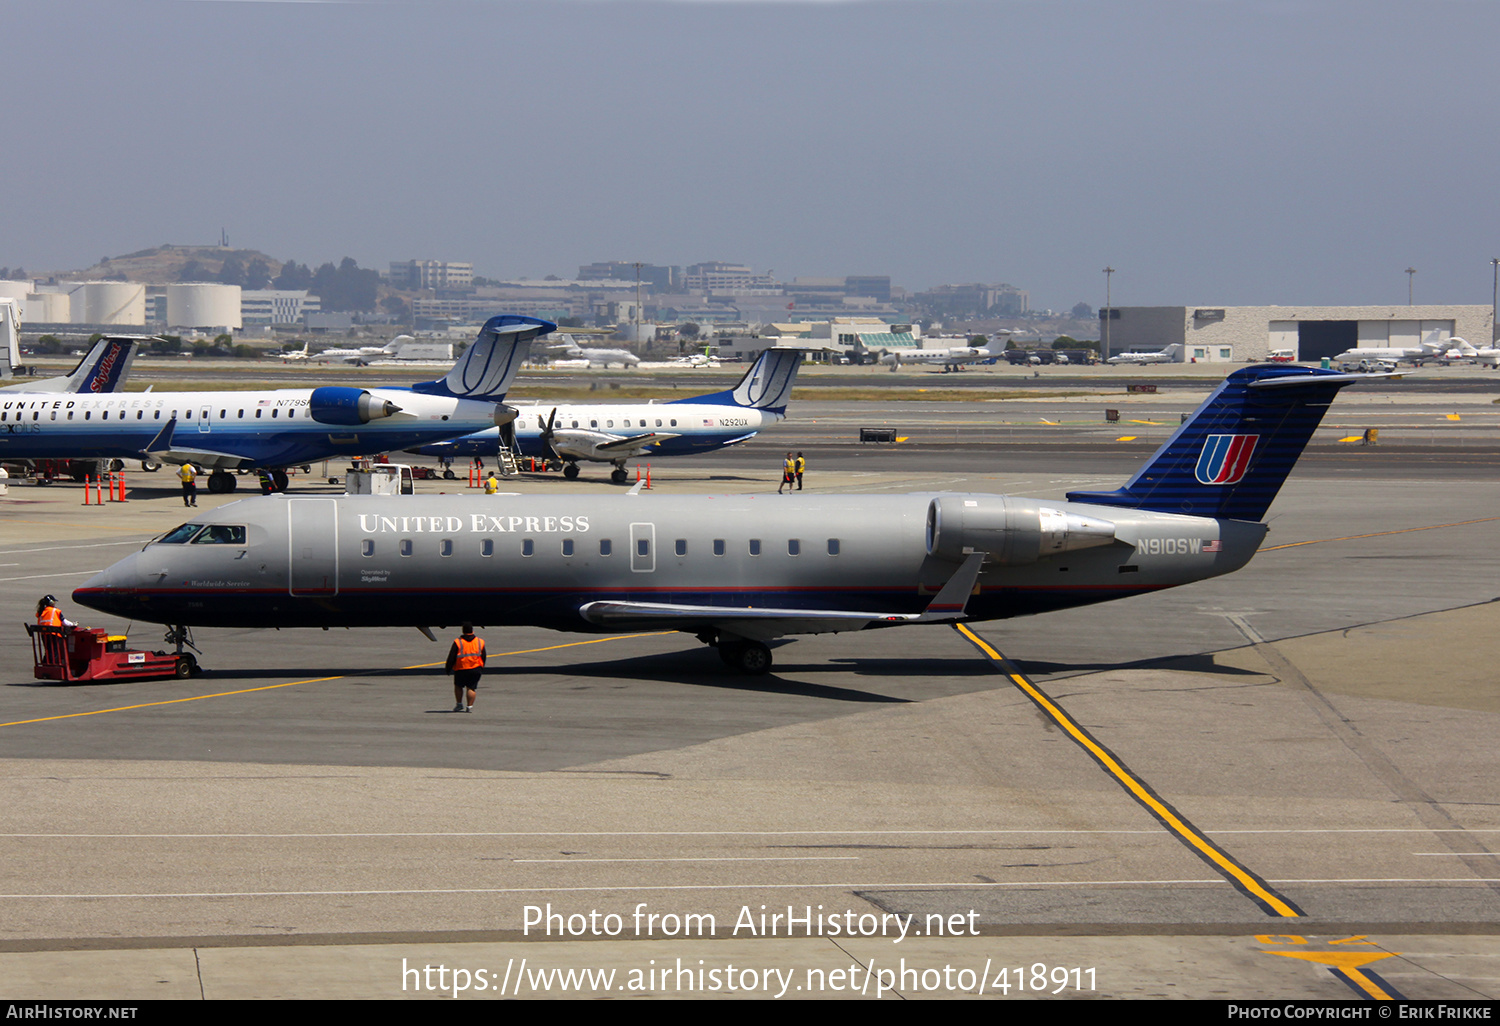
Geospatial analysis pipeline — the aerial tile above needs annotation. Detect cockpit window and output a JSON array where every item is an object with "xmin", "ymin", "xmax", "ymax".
[
  {"xmin": 191, "ymin": 525, "xmax": 246, "ymax": 545},
  {"xmin": 159, "ymin": 523, "xmax": 204, "ymax": 544}
]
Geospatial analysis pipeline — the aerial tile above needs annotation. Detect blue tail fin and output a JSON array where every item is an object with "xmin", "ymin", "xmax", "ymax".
[
  {"xmin": 668, "ymin": 346, "xmax": 803, "ymax": 413},
  {"xmin": 1067, "ymin": 366, "xmax": 1360, "ymax": 521},
  {"xmin": 1, "ymin": 335, "xmax": 142, "ymax": 394},
  {"xmin": 411, "ymin": 315, "xmax": 556, "ymax": 399}
]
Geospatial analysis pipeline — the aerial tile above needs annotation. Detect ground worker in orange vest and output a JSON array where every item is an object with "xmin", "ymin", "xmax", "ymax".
[
  {"xmin": 444, "ymin": 622, "xmax": 487, "ymax": 713},
  {"xmin": 35, "ymin": 594, "xmax": 70, "ymax": 628}
]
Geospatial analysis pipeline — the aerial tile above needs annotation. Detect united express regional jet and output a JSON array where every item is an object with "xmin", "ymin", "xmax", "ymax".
[{"xmin": 77, "ymin": 366, "xmax": 1371, "ymax": 673}]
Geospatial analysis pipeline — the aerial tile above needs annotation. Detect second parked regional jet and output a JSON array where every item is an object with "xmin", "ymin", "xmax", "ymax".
[
  {"xmin": 0, "ymin": 315, "xmax": 553, "ymax": 493},
  {"xmin": 78, "ymin": 365, "xmax": 1372, "ymax": 674},
  {"xmin": 410, "ymin": 346, "xmax": 804, "ymax": 482},
  {"xmin": 2, "ymin": 334, "xmax": 142, "ymax": 394}
]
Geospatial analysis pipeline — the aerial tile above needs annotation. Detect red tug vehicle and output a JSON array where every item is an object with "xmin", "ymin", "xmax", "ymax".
[{"xmin": 27, "ymin": 624, "xmax": 201, "ymax": 682}]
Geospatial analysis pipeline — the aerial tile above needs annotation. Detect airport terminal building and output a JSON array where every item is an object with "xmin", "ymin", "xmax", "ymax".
[{"xmin": 1101, "ymin": 305, "xmax": 1494, "ymax": 362}]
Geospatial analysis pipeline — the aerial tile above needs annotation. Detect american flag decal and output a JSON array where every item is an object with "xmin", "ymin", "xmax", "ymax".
[{"xmin": 1195, "ymin": 434, "xmax": 1258, "ymax": 485}]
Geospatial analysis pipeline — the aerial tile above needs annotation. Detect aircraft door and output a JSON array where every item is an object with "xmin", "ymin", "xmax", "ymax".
[
  {"xmin": 288, "ymin": 498, "xmax": 338, "ymax": 596},
  {"xmin": 198, "ymin": 406, "xmax": 212, "ymax": 433},
  {"xmin": 630, "ymin": 522, "xmax": 655, "ymax": 573}
]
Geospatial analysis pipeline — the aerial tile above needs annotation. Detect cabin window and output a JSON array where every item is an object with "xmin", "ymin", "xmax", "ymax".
[
  {"xmin": 361, "ymin": 540, "xmax": 375, "ymax": 556},
  {"xmin": 749, "ymin": 539, "xmax": 761, "ymax": 556},
  {"xmin": 561, "ymin": 539, "xmax": 574, "ymax": 556},
  {"xmin": 674, "ymin": 539, "xmax": 687, "ymax": 556},
  {"xmin": 255, "ymin": 410, "xmax": 262, "ymax": 418},
  {"xmin": 83, "ymin": 412, "xmax": 90, "ymax": 420},
  {"xmin": 272, "ymin": 409, "xmax": 278, "ymax": 418},
  {"xmin": 636, "ymin": 538, "xmax": 650, "ymax": 557},
  {"xmin": 288, "ymin": 409, "xmax": 296, "ymax": 419},
  {"xmin": 481, "ymin": 539, "xmax": 494, "ymax": 556},
  {"xmin": 713, "ymin": 539, "xmax": 725, "ymax": 556},
  {"xmin": 655, "ymin": 419, "xmax": 662, "ymax": 427},
  {"xmin": 219, "ymin": 409, "xmax": 226, "ymax": 418},
  {"xmin": 670, "ymin": 419, "xmax": 677, "ymax": 427},
  {"xmin": 136, "ymin": 411, "xmax": 143, "ymax": 420},
  {"xmin": 599, "ymin": 539, "xmax": 612, "ymax": 556},
  {"xmin": 571, "ymin": 420, "xmax": 578, "ymax": 428},
  {"xmin": 788, "ymin": 539, "xmax": 800, "ymax": 556},
  {"xmin": 31, "ymin": 412, "xmax": 38, "ymax": 421},
  {"xmin": 67, "ymin": 412, "xmax": 73, "ymax": 420},
  {"xmin": 237, "ymin": 410, "xmax": 244, "ymax": 418},
  {"xmin": 590, "ymin": 420, "xmax": 598, "ymax": 428},
  {"xmin": 440, "ymin": 539, "xmax": 453, "ymax": 556},
  {"xmin": 827, "ymin": 539, "xmax": 840, "ymax": 555},
  {"xmin": 607, "ymin": 420, "xmax": 614, "ymax": 428},
  {"xmin": 522, "ymin": 539, "xmax": 535, "ymax": 556},
  {"xmin": 49, "ymin": 411, "xmax": 56, "ymax": 420},
  {"xmin": 191, "ymin": 525, "xmax": 246, "ymax": 545},
  {"xmin": 399, "ymin": 539, "xmax": 413, "ymax": 557}
]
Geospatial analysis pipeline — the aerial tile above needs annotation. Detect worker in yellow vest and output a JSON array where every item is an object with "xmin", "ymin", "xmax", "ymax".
[
  {"xmin": 444, "ymin": 622, "xmax": 487, "ymax": 713},
  {"xmin": 178, "ymin": 462, "xmax": 198, "ymax": 507},
  {"xmin": 484, "ymin": 471, "xmax": 501, "ymax": 494}
]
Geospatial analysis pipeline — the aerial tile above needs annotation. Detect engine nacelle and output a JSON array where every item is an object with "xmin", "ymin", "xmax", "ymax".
[
  {"xmin": 926, "ymin": 495, "xmax": 1117, "ymax": 565},
  {"xmin": 308, "ymin": 387, "xmax": 401, "ymax": 426}
]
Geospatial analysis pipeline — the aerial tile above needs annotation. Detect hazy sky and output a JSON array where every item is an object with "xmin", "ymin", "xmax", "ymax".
[{"xmin": 7, "ymin": 0, "xmax": 1498, "ymax": 311}]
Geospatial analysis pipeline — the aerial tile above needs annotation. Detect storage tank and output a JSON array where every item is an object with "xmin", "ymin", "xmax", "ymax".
[
  {"xmin": 24, "ymin": 292, "xmax": 69, "ymax": 323},
  {"xmin": 166, "ymin": 283, "xmax": 242, "ymax": 330},
  {"xmin": 0, "ymin": 280, "xmax": 31, "ymax": 304},
  {"xmin": 71, "ymin": 282, "xmax": 146, "ymax": 325}
]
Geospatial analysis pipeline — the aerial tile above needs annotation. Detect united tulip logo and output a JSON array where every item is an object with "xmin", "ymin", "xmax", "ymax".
[{"xmin": 1195, "ymin": 434, "xmax": 1258, "ymax": 485}]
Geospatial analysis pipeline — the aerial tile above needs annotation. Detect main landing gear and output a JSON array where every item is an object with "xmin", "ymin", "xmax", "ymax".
[
  {"xmin": 699, "ymin": 630, "xmax": 773, "ymax": 675},
  {"xmin": 562, "ymin": 463, "xmax": 581, "ymax": 480},
  {"xmin": 207, "ymin": 470, "xmax": 237, "ymax": 493},
  {"xmin": 610, "ymin": 464, "xmax": 629, "ymax": 484}
]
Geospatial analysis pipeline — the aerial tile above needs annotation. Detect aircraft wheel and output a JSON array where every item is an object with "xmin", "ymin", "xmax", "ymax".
[
  {"xmin": 563, "ymin": 464, "xmax": 581, "ymax": 480},
  {"xmin": 207, "ymin": 471, "xmax": 234, "ymax": 494},
  {"xmin": 443, "ymin": 470, "xmax": 457, "ymax": 480},
  {"xmin": 272, "ymin": 470, "xmax": 289, "ymax": 492},
  {"xmin": 733, "ymin": 642, "xmax": 772, "ymax": 675},
  {"xmin": 610, "ymin": 467, "xmax": 628, "ymax": 484},
  {"xmin": 141, "ymin": 461, "xmax": 162, "ymax": 472},
  {"xmin": 109, "ymin": 459, "xmax": 125, "ymax": 472},
  {"xmin": 174, "ymin": 656, "xmax": 193, "ymax": 679}
]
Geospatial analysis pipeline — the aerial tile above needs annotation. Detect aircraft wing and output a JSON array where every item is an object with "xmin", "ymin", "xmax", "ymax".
[
  {"xmin": 594, "ymin": 432, "xmax": 681, "ymax": 452},
  {"xmin": 578, "ymin": 552, "xmax": 985, "ymax": 641}
]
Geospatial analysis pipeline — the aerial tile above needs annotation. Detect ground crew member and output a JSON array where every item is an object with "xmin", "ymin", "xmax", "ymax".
[
  {"xmin": 445, "ymin": 623, "xmax": 487, "ymax": 713},
  {"xmin": 778, "ymin": 452, "xmax": 795, "ymax": 494},
  {"xmin": 178, "ymin": 462, "xmax": 198, "ymax": 507},
  {"xmin": 35, "ymin": 595, "xmax": 69, "ymax": 628},
  {"xmin": 794, "ymin": 451, "xmax": 806, "ymax": 491},
  {"xmin": 484, "ymin": 471, "xmax": 501, "ymax": 494}
]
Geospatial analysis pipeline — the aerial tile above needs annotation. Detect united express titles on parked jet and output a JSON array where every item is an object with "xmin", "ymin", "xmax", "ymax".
[{"xmin": 0, "ymin": 315, "xmax": 554, "ymax": 493}]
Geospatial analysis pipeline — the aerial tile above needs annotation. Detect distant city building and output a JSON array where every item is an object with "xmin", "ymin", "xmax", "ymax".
[
  {"xmin": 682, "ymin": 262, "xmax": 779, "ymax": 294},
  {"xmin": 914, "ymin": 283, "xmax": 1028, "ymax": 319},
  {"xmin": 1099, "ymin": 305, "xmax": 1495, "ymax": 362},
  {"xmin": 241, "ymin": 290, "xmax": 320, "ymax": 326},
  {"xmin": 389, "ymin": 260, "xmax": 474, "ymax": 290},
  {"xmin": 577, "ymin": 262, "xmax": 680, "ymax": 291}
]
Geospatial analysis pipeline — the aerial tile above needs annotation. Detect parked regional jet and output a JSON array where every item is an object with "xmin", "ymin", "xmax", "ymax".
[
  {"xmin": 78, "ymin": 365, "xmax": 1372, "ymax": 674},
  {"xmin": 2, "ymin": 334, "xmax": 142, "ymax": 394},
  {"xmin": 1106, "ymin": 344, "xmax": 1184, "ymax": 365},
  {"xmin": 410, "ymin": 346, "xmax": 803, "ymax": 482},
  {"xmin": 1440, "ymin": 337, "xmax": 1499, "ymax": 368},
  {"xmin": 0, "ymin": 315, "xmax": 553, "ymax": 493}
]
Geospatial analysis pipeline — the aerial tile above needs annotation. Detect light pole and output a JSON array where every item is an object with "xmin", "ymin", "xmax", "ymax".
[
  {"xmin": 1406, "ymin": 267, "xmax": 1416, "ymax": 306},
  {"xmin": 1102, "ymin": 266, "xmax": 1115, "ymax": 359},
  {"xmin": 1491, "ymin": 258, "xmax": 1498, "ymax": 343}
]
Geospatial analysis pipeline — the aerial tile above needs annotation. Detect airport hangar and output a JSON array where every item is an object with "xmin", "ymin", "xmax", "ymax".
[{"xmin": 1099, "ymin": 304, "xmax": 1494, "ymax": 362}]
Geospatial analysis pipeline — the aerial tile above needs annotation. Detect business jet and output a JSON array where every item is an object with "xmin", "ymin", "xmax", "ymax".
[
  {"xmin": 1439, "ymin": 337, "xmax": 1500, "ymax": 368},
  {"xmin": 311, "ymin": 335, "xmax": 455, "ymax": 366},
  {"xmin": 1331, "ymin": 339, "xmax": 1446, "ymax": 368},
  {"xmin": 0, "ymin": 315, "xmax": 553, "ymax": 493},
  {"xmin": 876, "ymin": 334, "xmax": 1011, "ymax": 372},
  {"xmin": 546, "ymin": 335, "xmax": 640, "ymax": 368},
  {"xmin": 78, "ymin": 365, "xmax": 1375, "ymax": 674},
  {"xmin": 409, "ymin": 346, "xmax": 803, "ymax": 482},
  {"xmin": 1106, "ymin": 344, "xmax": 1184, "ymax": 365}
]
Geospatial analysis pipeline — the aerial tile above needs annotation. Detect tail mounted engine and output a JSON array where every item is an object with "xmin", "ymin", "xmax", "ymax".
[
  {"xmin": 308, "ymin": 387, "xmax": 402, "ymax": 426},
  {"xmin": 926, "ymin": 495, "xmax": 1116, "ymax": 565}
]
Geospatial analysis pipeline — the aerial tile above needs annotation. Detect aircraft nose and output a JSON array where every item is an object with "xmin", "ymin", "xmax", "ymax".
[{"xmin": 73, "ymin": 551, "xmax": 140, "ymax": 617}]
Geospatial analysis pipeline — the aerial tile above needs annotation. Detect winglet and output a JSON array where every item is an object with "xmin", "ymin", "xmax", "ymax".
[
  {"xmin": 916, "ymin": 551, "xmax": 986, "ymax": 622},
  {"xmin": 144, "ymin": 416, "xmax": 177, "ymax": 454}
]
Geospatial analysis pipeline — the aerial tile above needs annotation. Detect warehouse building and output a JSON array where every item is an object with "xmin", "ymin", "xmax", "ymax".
[{"xmin": 1101, "ymin": 305, "xmax": 1494, "ymax": 362}]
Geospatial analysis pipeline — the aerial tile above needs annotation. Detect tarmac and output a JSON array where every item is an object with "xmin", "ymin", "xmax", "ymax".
[{"xmin": 1, "ymin": 382, "xmax": 1498, "ymax": 1001}]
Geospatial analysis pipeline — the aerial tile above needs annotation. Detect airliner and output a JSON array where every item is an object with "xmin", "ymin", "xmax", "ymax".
[
  {"xmin": 2, "ymin": 334, "xmax": 142, "ymax": 394},
  {"xmin": 410, "ymin": 346, "xmax": 803, "ymax": 482},
  {"xmin": 0, "ymin": 315, "xmax": 553, "ymax": 493},
  {"xmin": 77, "ymin": 365, "xmax": 1374, "ymax": 674}
]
